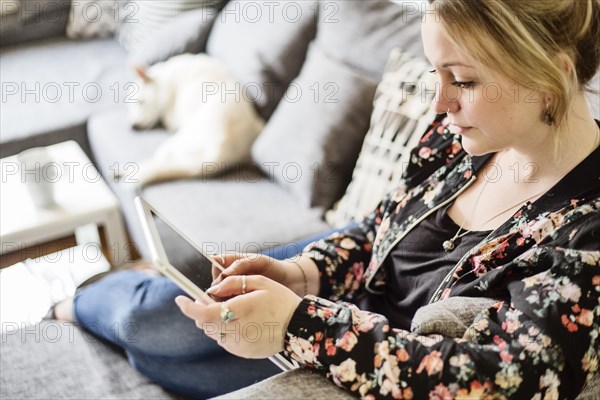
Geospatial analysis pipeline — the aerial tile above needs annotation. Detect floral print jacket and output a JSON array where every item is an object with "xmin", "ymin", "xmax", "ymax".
[{"xmin": 283, "ymin": 114, "xmax": 600, "ymax": 399}]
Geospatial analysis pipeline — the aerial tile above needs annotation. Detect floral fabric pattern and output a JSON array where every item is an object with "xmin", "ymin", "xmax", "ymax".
[{"xmin": 284, "ymin": 115, "xmax": 600, "ymax": 399}]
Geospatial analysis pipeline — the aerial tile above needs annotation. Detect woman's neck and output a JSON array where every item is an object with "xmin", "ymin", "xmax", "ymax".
[{"xmin": 504, "ymin": 93, "xmax": 599, "ymax": 184}]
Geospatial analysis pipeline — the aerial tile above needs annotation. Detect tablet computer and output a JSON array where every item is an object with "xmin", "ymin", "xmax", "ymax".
[
  {"xmin": 134, "ymin": 196, "xmax": 298, "ymax": 371},
  {"xmin": 135, "ymin": 196, "xmax": 223, "ymax": 304}
]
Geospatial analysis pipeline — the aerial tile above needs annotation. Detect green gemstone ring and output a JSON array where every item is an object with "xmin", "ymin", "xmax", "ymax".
[{"xmin": 220, "ymin": 302, "xmax": 234, "ymax": 323}]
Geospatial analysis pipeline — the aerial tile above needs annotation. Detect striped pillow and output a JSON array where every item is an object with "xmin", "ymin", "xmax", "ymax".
[
  {"xmin": 325, "ymin": 49, "xmax": 437, "ymax": 227},
  {"xmin": 118, "ymin": 0, "xmax": 221, "ymax": 51}
]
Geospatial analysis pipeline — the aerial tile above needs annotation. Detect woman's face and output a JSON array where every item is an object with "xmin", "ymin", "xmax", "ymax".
[{"xmin": 421, "ymin": 14, "xmax": 546, "ymax": 156}]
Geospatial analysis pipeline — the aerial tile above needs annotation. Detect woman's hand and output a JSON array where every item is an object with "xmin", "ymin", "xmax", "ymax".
[
  {"xmin": 211, "ymin": 253, "xmax": 319, "ymax": 297},
  {"xmin": 211, "ymin": 253, "xmax": 285, "ymax": 283},
  {"xmin": 175, "ymin": 275, "xmax": 302, "ymax": 359}
]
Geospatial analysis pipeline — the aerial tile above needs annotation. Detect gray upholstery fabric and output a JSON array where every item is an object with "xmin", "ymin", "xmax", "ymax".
[
  {"xmin": 128, "ymin": 3, "xmax": 226, "ymax": 67},
  {"xmin": 206, "ymin": 0, "xmax": 318, "ymax": 120},
  {"xmin": 252, "ymin": 43, "xmax": 377, "ymax": 211},
  {"xmin": 0, "ymin": 37, "xmax": 133, "ymax": 157},
  {"xmin": 251, "ymin": 0, "xmax": 426, "ymax": 210},
  {"xmin": 315, "ymin": 0, "xmax": 426, "ymax": 79},
  {"xmin": 0, "ymin": 0, "xmax": 70, "ymax": 47},
  {"xmin": 411, "ymin": 296, "xmax": 498, "ymax": 338},
  {"xmin": 211, "ymin": 369, "xmax": 354, "ymax": 400},
  {"xmin": 0, "ymin": 321, "xmax": 178, "ymax": 399},
  {"xmin": 118, "ymin": 0, "xmax": 219, "ymax": 52},
  {"xmin": 141, "ymin": 176, "xmax": 330, "ymax": 257},
  {"xmin": 0, "ymin": 121, "xmax": 91, "ymax": 159},
  {"xmin": 87, "ymin": 108, "xmax": 331, "ymax": 260}
]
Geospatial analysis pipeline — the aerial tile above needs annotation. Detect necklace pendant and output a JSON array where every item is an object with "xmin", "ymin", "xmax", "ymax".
[{"xmin": 443, "ymin": 239, "xmax": 455, "ymax": 252}]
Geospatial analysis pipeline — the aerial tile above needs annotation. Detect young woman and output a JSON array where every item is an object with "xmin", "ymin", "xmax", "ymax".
[
  {"xmin": 58, "ymin": 0, "xmax": 599, "ymax": 398},
  {"xmin": 174, "ymin": 0, "xmax": 600, "ymax": 398}
]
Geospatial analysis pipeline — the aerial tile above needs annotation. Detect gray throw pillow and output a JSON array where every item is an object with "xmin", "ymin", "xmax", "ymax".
[
  {"xmin": 118, "ymin": 0, "xmax": 223, "ymax": 52},
  {"xmin": 206, "ymin": 0, "xmax": 318, "ymax": 120},
  {"xmin": 128, "ymin": 4, "xmax": 226, "ymax": 67},
  {"xmin": 0, "ymin": 0, "xmax": 70, "ymax": 47},
  {"xmin": 252, "ymin": 43, "xmax": 377, "ymax": 211},
  {"xmin": 251, "ymin": 0, "xmax": 426, "ymax": 211},
  {"xmin": 325, "ymin": 49, "xmax": 436, "ymax": 227},
  {"xmin": 315, "ymin": 0, "xmax": 425, "ymax": 79}
]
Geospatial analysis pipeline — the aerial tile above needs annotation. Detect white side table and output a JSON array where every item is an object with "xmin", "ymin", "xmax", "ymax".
[{"xmin": 0, "ymin": 141, "xmax": 131, "ymax": 265}]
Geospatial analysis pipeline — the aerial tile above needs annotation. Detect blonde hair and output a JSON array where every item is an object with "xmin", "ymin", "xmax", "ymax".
[{"xmin": 428, "ymin": 0, "xmax": 600, "ymax": 128}]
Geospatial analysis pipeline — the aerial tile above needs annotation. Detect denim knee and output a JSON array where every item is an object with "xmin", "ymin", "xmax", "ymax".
[{"xmin": 74, "ymin": 270, "xmax": 221, "ymax": 359}]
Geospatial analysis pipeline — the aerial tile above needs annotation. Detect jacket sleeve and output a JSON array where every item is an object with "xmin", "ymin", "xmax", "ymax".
[
  {"xmin": 285, "ymin": 243, "xmax": 600, "ymax": 399},
  {"xmin": 303, "ymin": 114, "xmax": 459, "ymax": 303}
]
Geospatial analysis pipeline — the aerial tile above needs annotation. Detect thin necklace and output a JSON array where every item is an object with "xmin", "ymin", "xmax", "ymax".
[
  {"xmin": 443, "ymin": 124, "xmax": 599, "ymax": 253},
  {"xmin": 443, "ymin": 151, "xmax": 545, "ymax": 252},
  {"xmin": 442, "ymin": 189, "xmax": 546, "ymax": 252}
]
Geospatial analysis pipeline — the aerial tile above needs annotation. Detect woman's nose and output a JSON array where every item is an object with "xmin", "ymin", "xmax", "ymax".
[{"xmin": 432, "ymin": 82, "xmax": 460, "ymax": 114}]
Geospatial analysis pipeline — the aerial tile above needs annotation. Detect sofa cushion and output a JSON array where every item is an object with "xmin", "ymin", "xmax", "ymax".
[
  {"xmin": 0, "ymin": 321, "xmax": 178, "ymax": 399},
  {"xmin": 128, "ymin": 5, "xmax": 225, "ymax": 68},
  {"xmin": 252, "ymin": 43, "xmax": 377, "ymax": 211},
  {"xmin": 0, "ymin": 37, "xmax": 133, "ymax": 157},
  {"xmin": 315, "ymin": 0, "xmax": 425, "ymax": 76},
  {"xmin": 213, "ymin": 368, "xmax": 354, "ymax": 400},
  {"xmin": 250, "ymin": 0, "xmax": 425, "ymax": 211},
  {"xmin": 325, "ymin": 49, "xmax": 436, "ymax": 227},
  {"xmin": 206, "ymin": 0, "xmax": 318, "ymax": 120},
  {"xmin": 0, "ymin": 0, "xmax": 70, "ymax": 47},
  {"xmin": 118, "ymin": 0, "xmax": 220, "ymax": 51},
  {"xmin": 87, "ymin": 107, "xmax": 331, "ymax": 260}
]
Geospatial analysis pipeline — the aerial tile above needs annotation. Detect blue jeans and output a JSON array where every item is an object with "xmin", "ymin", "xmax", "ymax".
[
  {"xmin": 74, "ymin": 270, "xmax": 281, "ymax": 399},
  {"xmin": 73, "ymin": 224, "xmax": 354, "ymax": 399}
]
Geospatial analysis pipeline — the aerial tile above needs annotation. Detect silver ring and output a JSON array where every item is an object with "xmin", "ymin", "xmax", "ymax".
[
  {"xmin": 220, "ymin": 302, "xmax": 234, "ymax": 323},
  {"xmin": 241, "ymin": 275, "xmax": 247, "ymax": 294}
]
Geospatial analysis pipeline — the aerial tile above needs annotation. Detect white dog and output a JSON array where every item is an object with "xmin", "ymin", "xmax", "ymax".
[{"xmin": 127, "ymin": 53, "xmax": 264, "ymax": 185}]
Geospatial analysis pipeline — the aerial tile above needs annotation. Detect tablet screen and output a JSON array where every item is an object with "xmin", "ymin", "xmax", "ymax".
[{"xmin": 152, "ymin": 210, "xmax": 215, "ymax": 292}]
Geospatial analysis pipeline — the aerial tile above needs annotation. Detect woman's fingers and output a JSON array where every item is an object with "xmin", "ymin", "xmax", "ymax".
[
  {"xmin": 175, "ymin": 294, "xmax": 250, "ymax": 344},
  {"xmin": 175, "ymin": 296, "xmax": 221, "ymax": 322},
  {"xmin": 212, "ymin": 254, "xmax": 270, "ymax": 285},
  {"xmin": 207, "ymin": 275, "xmax": 267, "ymax": 297},
  {"xmin": 175, "ymin": 278, "xmax": 299, "ymax": 358}
]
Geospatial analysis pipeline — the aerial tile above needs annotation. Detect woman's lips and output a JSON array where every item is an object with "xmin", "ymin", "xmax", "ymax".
[{"xmin": 449, "ymin": 124, "xmax": 471, "ymax": 134}]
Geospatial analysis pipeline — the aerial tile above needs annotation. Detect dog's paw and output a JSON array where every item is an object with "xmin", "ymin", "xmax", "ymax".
[{"xmin": 134, "ymin": 160, "xmax": 167, "ymax": 187}]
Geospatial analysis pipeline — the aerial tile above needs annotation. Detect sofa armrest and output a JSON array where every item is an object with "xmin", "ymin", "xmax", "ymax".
[
  {"xmin": 0, "ymin": 0, "xmax": 70, "ymax": 47},
  {"xmin": 210, "ymin": 362, "xmax": 600, "ymax": 400},
  {"xmin": 211, "ymin": 369, "xmax": 354, "ymax": 400}
]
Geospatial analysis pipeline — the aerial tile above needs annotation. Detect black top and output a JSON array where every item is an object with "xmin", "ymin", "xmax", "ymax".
[{"xmin": 379, "ymin": 202, "xmax": 491, "ymax": 330}]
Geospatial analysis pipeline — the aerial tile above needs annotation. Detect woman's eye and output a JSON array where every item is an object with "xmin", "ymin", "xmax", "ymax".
[
  {"xmin": 451, "ymin": 81, "xmax": 476, "ymax": 89},
  {"xmin": 428, "ymin": 69, "xmax": 437, "ymax": 74}
]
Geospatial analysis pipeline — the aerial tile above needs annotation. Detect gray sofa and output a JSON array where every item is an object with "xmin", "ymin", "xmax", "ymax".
[
  {"xmin": 1, "ymin": 0, "xmax": 426, "ymax": 263},
  {"xmin": 1, "ymin": 0, "xmax": 599, "ymax": 399},
  {"xmin": 1, "ymin": 1, "xmax": 424, "ymax": 398}
]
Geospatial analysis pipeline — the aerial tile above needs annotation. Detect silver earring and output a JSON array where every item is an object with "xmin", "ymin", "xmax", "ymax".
[{"xmin": 544, "ymin": 103, "xmax": 554, "ymax": 126}]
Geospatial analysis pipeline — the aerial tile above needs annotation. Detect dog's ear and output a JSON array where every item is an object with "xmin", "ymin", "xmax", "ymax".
[{"xmin": 134, "ymin": 65, "xmax": 151, "ymax": 82}]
